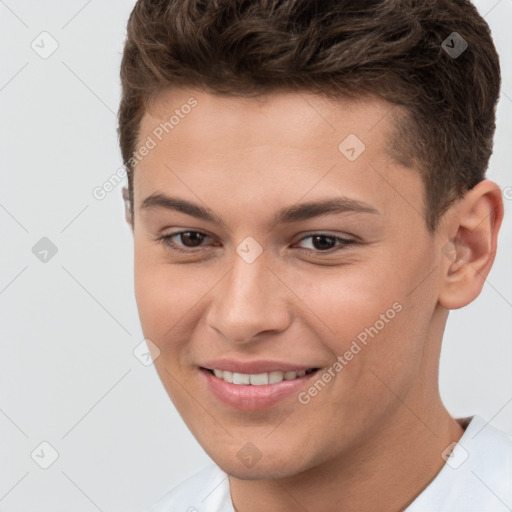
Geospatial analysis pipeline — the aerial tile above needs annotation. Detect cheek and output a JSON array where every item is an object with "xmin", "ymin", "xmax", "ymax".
[
  {"xmin": 133, "ymin": 247, "xmax": 190, "ymax": 344},
  {"xmin": 133, "ymin": 247, "xmax": 219, "ymax": 353},
  {"xmin": 286, "ymin": 265, "xmax": 402, "ymax": 343},
  {"xmin": 293, "ymin": 276, "xmax": 426, "ymax": 441},
  {"xmin": 289, "ymin": 264, "xmax": 427, "ymax": 389}
]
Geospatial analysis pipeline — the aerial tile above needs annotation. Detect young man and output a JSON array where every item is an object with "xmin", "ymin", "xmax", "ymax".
[{"xmin": 118, "ymin": 1, "xmax": 511, "ymax": 510}]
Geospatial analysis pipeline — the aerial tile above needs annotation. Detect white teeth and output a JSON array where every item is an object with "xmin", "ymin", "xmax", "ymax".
[
  {"xmin": 249, "ymin": 373, "xmax": 269, "ymax": 385},
  {"xmin": 210, "ymin": 368, "xmax": 313, "ymax": 385},
  {"xmin": 232, "ymin": 372, "xmax": 250, "ymax": 385},
  {"xmin": 268, "ymin": 371, "xmax": 284, "ymax": 384}
]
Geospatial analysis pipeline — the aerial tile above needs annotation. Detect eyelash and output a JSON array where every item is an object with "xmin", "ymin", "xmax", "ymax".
[{"xmin": 156, "ymin": 231, "xmax": 356, "ymax": 256}]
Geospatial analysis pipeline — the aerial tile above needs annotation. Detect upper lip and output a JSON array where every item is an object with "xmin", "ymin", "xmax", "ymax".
[{"xmin": 200, "ymin": 359, "xmax": 321, "ymax": 374}]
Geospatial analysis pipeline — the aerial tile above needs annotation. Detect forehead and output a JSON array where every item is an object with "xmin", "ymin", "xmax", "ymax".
[
  {"xmin": 133, "ymin": 88, "xmax": 421, "ymax": 226},
  {"xmin": 139, "ymin": 88, "xmax": 398, "ymax": 155}
]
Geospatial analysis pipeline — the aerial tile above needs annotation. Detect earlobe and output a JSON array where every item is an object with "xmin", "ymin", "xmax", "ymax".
[
  {"xmin": 122, "ymin": 186, "xmax": 134, "ymax": 230},
  {"xmin": 438, "ymin": 180, "xmax": 504, "ymax": 310}
]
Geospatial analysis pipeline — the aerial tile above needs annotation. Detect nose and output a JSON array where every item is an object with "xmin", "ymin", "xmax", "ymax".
[{"xmin": 205, "ymin": 253, "xmax": 292, "ymax": 344}]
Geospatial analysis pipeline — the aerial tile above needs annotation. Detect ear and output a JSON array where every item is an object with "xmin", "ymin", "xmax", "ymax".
[
  {"xmin": 122, "ymin": 186, "xmax": 133, "ymax": 231},
  {"xmin": 438, "ymin": 180, "xmax": 504, "ymax": 310}
]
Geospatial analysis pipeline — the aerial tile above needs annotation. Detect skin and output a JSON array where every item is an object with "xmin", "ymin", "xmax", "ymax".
[{"xmin": 126, "ymin": 89, "xmax": 503, "ymax": 512}]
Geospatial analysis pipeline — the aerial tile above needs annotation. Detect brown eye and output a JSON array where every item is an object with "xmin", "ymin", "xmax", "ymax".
[
  {"xmin": 310, "ymin": 235, "xmax": 337, "ymax": 250},
  {"xmin": 178, "ymin": 231, "xmax": 207, "ymax": 247},
  {"xmin": 158, "ymin": 230, "xmax": 212, "ymax": 252},
  {"xmin": 296, "ymin": 233, "xmax": 355, "ymax": 253}
]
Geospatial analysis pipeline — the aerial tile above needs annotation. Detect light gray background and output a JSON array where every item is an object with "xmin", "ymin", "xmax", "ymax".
[{"xmin": 0, "ymin": 1, "xmax": 511, "ymax": 511}]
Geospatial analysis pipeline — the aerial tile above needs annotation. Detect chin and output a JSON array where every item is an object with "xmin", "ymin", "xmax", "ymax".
[{"xmin": 206, "ymin": 443, "xmax": 316, "ymax": 481}]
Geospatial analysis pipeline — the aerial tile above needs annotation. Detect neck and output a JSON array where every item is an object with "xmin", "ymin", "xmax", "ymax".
[{"xmin": 229, "ymin": 394, "xmax": 465, "ymax": 512}]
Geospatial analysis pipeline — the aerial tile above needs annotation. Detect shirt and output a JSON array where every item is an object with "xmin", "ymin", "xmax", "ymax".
[{"xmin": 145, "ymin": 415, "xmax": 512, "ymax": 512}]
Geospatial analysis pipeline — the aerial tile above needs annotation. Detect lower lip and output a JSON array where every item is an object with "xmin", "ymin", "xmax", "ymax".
[{"xmin": 199, "ymin": 368, "xmax": 320, "ymax": 411}]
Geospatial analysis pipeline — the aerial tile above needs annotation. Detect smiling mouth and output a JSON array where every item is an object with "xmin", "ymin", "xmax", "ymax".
[{"xmin": 201, "ymin": 367, "xmax": 320, "ymax": 385}]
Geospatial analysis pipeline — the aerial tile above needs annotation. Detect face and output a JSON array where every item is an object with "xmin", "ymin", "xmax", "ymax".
[{"xmin": 132, "ymin": 89, "xmax": 446, "ymax": 479}]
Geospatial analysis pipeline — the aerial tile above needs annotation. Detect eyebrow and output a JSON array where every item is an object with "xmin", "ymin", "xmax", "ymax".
[{"xmin": 140, "ymin": 193, "xmax": 379, "ymax": 228}]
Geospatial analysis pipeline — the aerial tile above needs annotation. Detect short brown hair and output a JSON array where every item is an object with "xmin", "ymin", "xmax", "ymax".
[{"xmin": 118, "ymin": 0, "xmax": 500, "ymax": 231}]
